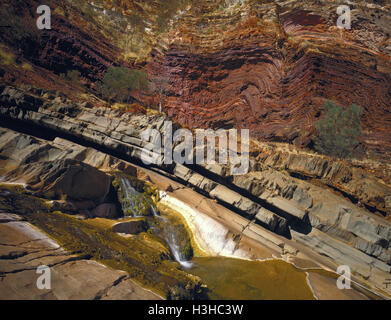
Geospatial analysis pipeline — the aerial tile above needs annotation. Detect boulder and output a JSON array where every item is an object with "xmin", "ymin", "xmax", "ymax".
[
  {"xmin": 255, "ymin": 208, "xmax": 288, "ymax": 235},
  {"xmin": 5, "ymin": 159, "xmax": 111, "ymax": 207},
  {"xmin": 112, "ymin": 219, "xmax": 148, "ymax": 235},
  {"xmin": 91, "ymin": 203, "xmax": 119, "ymax": 219}
]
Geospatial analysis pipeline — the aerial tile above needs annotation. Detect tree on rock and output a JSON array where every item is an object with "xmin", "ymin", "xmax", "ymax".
[
  {"xmin": 314, "ymin": 100, "xmax": 363, "ymax": 158},
  {"xmin": 129, "ymin": 69, "xmax": 149, "ymax": 92},
  {"xmin": 98, "ymin": 67, "xmax": 149, "ymax": 103},
  {"xmin": 151, "ymin": 75, "xmax": 170, "ymax": 113}
]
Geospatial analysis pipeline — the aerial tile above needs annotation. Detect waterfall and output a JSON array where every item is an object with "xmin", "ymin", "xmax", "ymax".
[
  {"xmin": 119, "ymin": 177, "xmax": 193, "ymax": 268},
  {"xmin": 159, "ymin": 191, "xmax": 249, "ymax": 259},
  {"xmin": 164, "ymin": 225, "xmax": 194, "ymax": 269},
  {"xmin": 151, "ymin": 205, "xmax": 159, "ymax": 217},
  {"xmin": 120, "ymin": 178, "xmax": 138, "ymax": 202},
  {"xmin": 119, "ymin": 177, "xmax": 148, "ymax": 218},
  {"xmin": 152, "ymin": 213, "xmax": 193, "ymax": 269}
]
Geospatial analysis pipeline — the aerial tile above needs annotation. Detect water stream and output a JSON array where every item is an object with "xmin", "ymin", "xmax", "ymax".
[
  {"xmin": 120, "ymin": 177, "xmax": 193, "ymax": 268},
  {"xmin": 188, "ymin": 257, "xmax": 315, "ymax": 300},
  {"xmin": 119, "ymin": 177, "xmax": 144, "ymax": 218},
  {"xmin": 118, "ymin": 177, "xmax": 317, "ymax": 299}
]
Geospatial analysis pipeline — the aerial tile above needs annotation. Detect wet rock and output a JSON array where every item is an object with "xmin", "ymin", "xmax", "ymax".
[
  {"xmin": 91, "ymin": 203, "xmax": 119, "ymax": 219},
  {"xmin": 0, "ymin": 213, "xmax": 24, "ymax": 223},
  {"xmin": 100, "ymin": 278, "xmax": 161, "ymax": 300},
  {"xmin": 112, "ymin": 219, "xmax": 148, "ymax": 235},
  {"xmin": 292, "ymin": 186, "xmax": 313, "ymax": 209},
  {"xmin": 113, "ymin": 176, "xmax": 154, "ymax": 217},
  {"xmin": 5, "ymin": 159, "xmax": 112, "ymax": 207}
]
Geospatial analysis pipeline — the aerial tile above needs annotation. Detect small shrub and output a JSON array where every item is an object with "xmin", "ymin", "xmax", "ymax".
[
  {"xmin": 98, "ymin": 67, "xmax": 149, "ymax": 103},
  {"xmin": 0, "ymin": 6, "xmax": 41, "ymax": 46},
  {"xmin": 21, "ymin": 62, "xmax": 34, "ymax": 72},
  {"xmin": 61, "ymin": 69, "xmax": 81, "ymax": 84},
  {"xmin": 0, "ymin": 46, "xmax": 15, "ymax": 65},
  {"xmin": 314, "ymin": 100, "xmax": 363, "ymax": 158}
]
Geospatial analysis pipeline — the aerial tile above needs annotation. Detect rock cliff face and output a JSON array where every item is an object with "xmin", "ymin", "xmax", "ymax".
[
  {"xmin": 1, "ymin": 86, "xmax": 391, "ymax": 297},
  {"xmin": 1, "ymin": 0, "xmax": 391, "ymax": 300},
  {"xmin": 1, "ymin": 0, "xmax": 390, "ymax": 155},
  {"xmin": 146, "ymin": 0, "xmax": 391, "ymax": 155}
]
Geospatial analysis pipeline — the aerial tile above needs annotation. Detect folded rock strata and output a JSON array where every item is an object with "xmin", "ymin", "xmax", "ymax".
[
  {"xmin": 145, "ymin": 0, "xmax": 391, "ymax": 157},
  {"xmin": 1, "ymin": 86, "xmax": 391, "ymax": 297}
]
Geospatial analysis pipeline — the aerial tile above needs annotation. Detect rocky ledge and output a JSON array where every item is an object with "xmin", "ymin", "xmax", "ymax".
[
  {"xmin": 146, "ymin": 0, "xmax": 391, "ymax": 156},
  {"xmin": 0, "ymin": 213, "xmax": 161, "ymax": 300},
  {"xmin": 1, "ymin": 85, "xmax": 391, "ymax": 298}
]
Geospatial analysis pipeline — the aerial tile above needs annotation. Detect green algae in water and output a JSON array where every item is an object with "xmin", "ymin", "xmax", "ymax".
[
  {"xmin": 112, "ymin": 174, "xmax": 157, "ymax": 217},
  {"xmin": 20, "ymin": 209, "xmax": 207, "ymax": 299},
  {"xmin": 149, "ymin": 212, "xmax": 194, "ymax": 262},
  {"xmin": 189, "ymin": 257, "xmax": 315, "ymax": 300}
]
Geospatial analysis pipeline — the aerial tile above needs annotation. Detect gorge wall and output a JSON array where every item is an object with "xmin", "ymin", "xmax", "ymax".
[
  {"xmin": 1, "ymin": 85, "xmax": 391, "ymax": 297},
  {"xmin": 146, "ymin": 0, "xmax": 391, "ymax": 155},
  {"xmin": 1, "ymin": 0, "xmax": 390, "ymax": 155},
  {"xmin": 1, "ymin": 0, "xmax": 391, "ymax": 299}
]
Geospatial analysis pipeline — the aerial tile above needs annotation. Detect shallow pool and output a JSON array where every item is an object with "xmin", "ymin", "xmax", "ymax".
[{"xmin": 188, "ymin": 257, "xmax": 316, "ymax": 300}]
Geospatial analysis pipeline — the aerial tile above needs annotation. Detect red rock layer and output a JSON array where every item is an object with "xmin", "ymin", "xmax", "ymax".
[
  {"xmin": 0, "ymin": 0, "xmax": 127, "ymax": 90},
  {"xmin": 146, "ymin": 1, "xmax": 391, "ymax": 156}
]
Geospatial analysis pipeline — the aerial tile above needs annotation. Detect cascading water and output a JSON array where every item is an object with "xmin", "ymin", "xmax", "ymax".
[
  {"xmin": 158, "ymin": 218, "xmax": 193, "ymax": 269},
  {"xmin": 119, "ymin": 177, "xmax": 157, "ymax": 219},
  {"xmin": 152, "ymin": 211, "xmax": 193, "ymax": 269},
  {"xmin": 120, "ymin": 177, "xmax": 138, "ymax": 200},
  {"xmin": 151, "ymin": 205, "xmax": 159, "ymax": 217},
  {"xmin": 119, "ymin": 177, "xmax": 193, "ymax": 268}
]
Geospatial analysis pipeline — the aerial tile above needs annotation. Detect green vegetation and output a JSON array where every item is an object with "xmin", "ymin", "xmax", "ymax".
[
  {"xmin": 0, "ymin": 183, "xmax": 52, "ymax": 214},
  {"xmin": 130, "ymin": 69, "xmax": 149, "ymax": 91},
  {"xmin": 0, "ymin": 45, "xmax": 15, "ymax": 66},
  {"xmin": 21, "ymin": 62, "xmax": 34, "ymax": 72},
  {"xmin": 0, "ymin": 5, "xmax": 41, "ymax": 47},
  {"xmin": 158, "ymin": 203, "xmax": 207, "ymax": 258},
  {"xmin": 150, "ymin": 207, "xmax": 194, "ymax": 261},
  {"xmin": 170, "ymin": 223, "xmax": 194, "ymax": 261},
  {"xmin": 111, "ymin": 174, "xmax": 193, "ymax": 261},
  {"xmin": 0, "ymin": 183, "xmax": 206, "ymax": 299},
  {"xmin": 26, "ymin": 210, "xmax": 205, "ymax": 299},
  {"xmin": 314, "ymin": 100, "xmax": 363, "ymax": 158},
  {"xmin": 189, "ymin": 257, "xmax": 315, "ymax": 300},
  {"xmin": 61, "ymin": 69, "xmax": 81, "ymax": 84},
  {"xmin": 98, "ymin": 67, "xmax": 149, "ymax": 103},
  {"xmin": 112, "ymin": 174, "xmax": 158, "ymax": 217}
]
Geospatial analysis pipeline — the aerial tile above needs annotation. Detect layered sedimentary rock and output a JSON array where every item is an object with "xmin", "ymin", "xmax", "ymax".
[
  {"xmin": 0, "ymin": 213, "xmax": 161, "ymax": 300},
  {"xmin": 1, "ymin": 0, "xmax": 390, "ymax": 155},
  {"xmin": 0, "ymin": 0, "xmax": 391, "ymax": 300},
  {"xmin": 1, "ymin": 85, "xmax": 391, "ymax": 297},
  {"xmin": 0, "ymin": 0, "xmax": 130, "ymax": 101},
  {"xmin": 5, "ymin": 159, "xmax": 112, "ymax": 204},
  {"xmin": 145, "ymin": 0, "xmax": 391, "ymax": 156}
]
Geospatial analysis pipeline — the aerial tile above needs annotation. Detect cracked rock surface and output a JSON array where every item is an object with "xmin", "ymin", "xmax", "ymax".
[{"xmin": 0, "ymin": 213, "xmax": 161, "ymax": 300}]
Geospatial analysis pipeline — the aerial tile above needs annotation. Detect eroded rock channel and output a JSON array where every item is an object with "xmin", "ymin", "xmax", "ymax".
[{"xmin": 0, "ymin": 86, "xmax": 391, "ymax": 299}]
